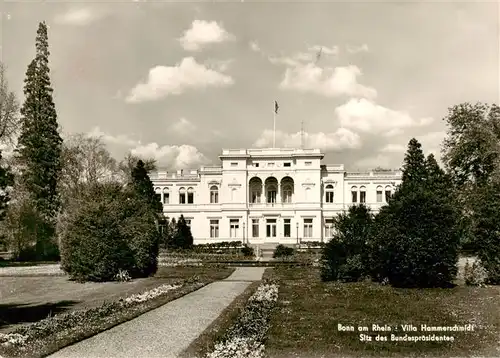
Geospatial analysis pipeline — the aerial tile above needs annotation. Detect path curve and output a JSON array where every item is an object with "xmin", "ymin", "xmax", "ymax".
[{"xmin": 48, "ymin": 267, "xmax": 266, "ymax": 358}]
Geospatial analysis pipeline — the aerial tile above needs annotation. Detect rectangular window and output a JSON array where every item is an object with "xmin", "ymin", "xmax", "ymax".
[
  {"xmin": 266, "ymin": 219, "xmax": 277, "ymax": 238},
  {"xmin": 376, "ymin": 190, "xmax": 383, "ymax": 202},
  {"xmin": 303, "ymin": 218, "xmax": 313, "ymax": 238},
  {"xmin": 253, "ymin": 163, "xmax": 259, "ymax": 167},
  {"xmin": 187, "ymin": 192, "xmax": 194, "ymax": 204},
  {"xmin": 163, "ymin": 193, "xmax": 169, "ymax": 204},
  {"xmin": 230, "ymin": 219, "xmax": 239, "ymax": 238},
  {"xmin": 305, "ymin": 161, "xmax": 312, "ymax": 166},
  {"xmin": 326, "ymin": 192, "xmax": 334, "ymax": 203},
  {"xmin": 325, "ymin": 218, "xmax": 334, "ymax": 238},
  {"xmin": 268, "ymin": 162, "xmax": 275, "ymax": 167},
  {"xmin": 185, "ymin": 219, "xmax": 191, "ymax": 228},
  {"xmin": 252, "ymin": 219, "xmax": 259, "ymax": 238},
  {"xmin": 360, "ymin": 191, "xmax": 366, "ymax": 203},
  {"xmin": 230, "ymin": 162, "xmax": 238, "ymax": 167},
  {"xmin": 385, "ymin": 190, "xmax": 392, "ymax": 202},
  {"xmin": 284, "ymin": 162, "xmax": 291, "ymax": 167},
  {"xmin": 284, "ymin": 219, "xmax": 291, "ymax": 238},
  {"xmin": 179, "ymin": 193, "xmax": 186, "ymax": 204},
  {"xmin": 210, "ymin": 220, "xmax": 219, "ymax": 238},
  {"xmin": 351, "ymin": 191, "xmax": 357, "ymax": 203}
]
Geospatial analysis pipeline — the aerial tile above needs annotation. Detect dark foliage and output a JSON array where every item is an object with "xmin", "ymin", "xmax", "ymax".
[
  {"xmin": 273, "ymin": 244, "xmax": 294, "ymax": 258},
  {"xmin": 167, "ymin": 214, "xmax": 193, "ymax": 250},
  {"xmin": 131, "ymin": 159, "xmax": 163, "ymax": 214},
  {"xmin": 241, "ymin": 244, "xmax": 255, "ymax": 257},
  {"xmin": 15, "ymin": 22, "xmax": 62, "ymax": 260},
  {"xmin": 472, "ymin": 181, "xmax": 500, "ymax": 284},
  {"xmin": 371, "ymin": 139, "xmax": 461, "ymax": 288},
  {"xmin": 321, "ymin": 204, "xmax": 373, "ymax": 282},
  {"xmin": 60, "ymin": 182, "xmax": 160, "ymax": 281}
]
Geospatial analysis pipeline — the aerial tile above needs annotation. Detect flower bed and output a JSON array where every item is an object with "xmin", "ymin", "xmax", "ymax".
[
  {"xmin": 206, "ymin": 282, "xmax": 279, "ymax": 358},
  {"xmin": 0, "ymin": 278, "xmax": 203, "ymax": 357}
]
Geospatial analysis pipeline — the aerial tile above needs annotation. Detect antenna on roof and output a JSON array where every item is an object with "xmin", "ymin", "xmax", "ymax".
[{"xmin": 300, "ymin": 120, "xmax": 305, "ymax": 149}]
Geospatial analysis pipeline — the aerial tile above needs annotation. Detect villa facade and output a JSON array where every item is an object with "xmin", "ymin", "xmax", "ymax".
[{"xmin": 149, "ymin": 148, "xmax": 402, "ymax": 245}]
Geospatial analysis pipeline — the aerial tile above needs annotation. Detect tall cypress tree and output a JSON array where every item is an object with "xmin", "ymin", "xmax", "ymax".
[
  {"xmin": 401, "ymin": 138, "xmax": 427, "ymax": 186},
  {"xmin": 131, "ymin": 159, "xmax": 163, "ymax": 214},
  {"xmin": 16, "ymin": 22, "xmax": 63, "ymax": 259}
]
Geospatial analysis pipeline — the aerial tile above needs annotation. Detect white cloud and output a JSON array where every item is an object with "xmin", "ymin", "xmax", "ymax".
[
  {"xmin": 54, "ymin": 8, "xmax": 103, "ymax": 26},
  {"xmin": 249, "ymin": 41, "xmax": 261, "ymax": 52},
  {"xmin": 335, "ymin": 98, "xmax": 434, "ymax": 135},
  {"xmin": 253, "ymin": 128, "xmax": 361, "ymax": 150},
  {"xmin": 416, "ymin": 131, "xmax": 446, "ymax": 161},
  {"xmin": 126, "ymin": 57, "xmax": 234, "ymax": 103},
  {"xmin": 179, "ymin": 20, "xmax": 233, "ymax": 51},
  {"xmin": 280, "ymin": 64, "xmax": 377, "ymax": 99},
  {"xmin": 354, "ymin": 154, "xmax": 393, "ymax": 170},
  {"xmin": 380, "ymin": 143, "xmax": 406, "ymax": 153},
  {"xmin": 131, "ymin": 143, "xmax": 210, "ymax": 169},
  {"xmin": 269, "ymin": 45, "xmax": 339, "ymax": 67},
  {"xmin": 204, "ymin": 58, "xmax": 233, "ymax": 72},
  {"xmin": 87, "ymin": 127, "xmax": 139, "ymax": 147},
  {"xmin": 309, "ymin": 45, "xmax": 339, "ymax": 56},
  {"xmin": 347, "ymin": 44, "xmax": 369, "ymax": 54},
  {"xmin": 171, "ymin": 118, "xmax": 197, "ymax": 135}
]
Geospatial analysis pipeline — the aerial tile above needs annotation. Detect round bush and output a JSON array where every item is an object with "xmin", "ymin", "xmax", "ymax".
[
  {"xmin": 273, "ymin": 244, "xmax": 294, "ymax": 258},
  {"xmin": 60, "ymin": 183, "xmax": 160, "ymax": 282}
]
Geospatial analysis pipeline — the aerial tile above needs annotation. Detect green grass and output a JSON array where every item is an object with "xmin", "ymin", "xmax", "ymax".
[
  {"xmin": 0, "ymin": 266, "xmax": 235, "ymax": 358},
  {"xmin": 264, "ymin": 266, "xmax": 500, "ymax": 358}
]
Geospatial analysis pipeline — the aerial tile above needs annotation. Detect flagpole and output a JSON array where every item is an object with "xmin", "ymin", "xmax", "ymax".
[{"xmin": 273, "ymin": 104, "xmax": 276, "ymax": 148}]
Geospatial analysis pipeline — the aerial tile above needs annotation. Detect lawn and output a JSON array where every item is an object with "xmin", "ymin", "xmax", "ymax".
[
  {"xmin": 263, "ymin": 266, "xmax": 500, "ymax": 358},
  {"xmin": 0, "ymin": 266, "xmax": 234, "ymax": 334}
]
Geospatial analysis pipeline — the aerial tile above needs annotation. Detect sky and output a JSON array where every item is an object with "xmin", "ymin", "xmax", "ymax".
[{"xmin": 0, "ymin": 0, "xmax": 498, "ymax": 171}]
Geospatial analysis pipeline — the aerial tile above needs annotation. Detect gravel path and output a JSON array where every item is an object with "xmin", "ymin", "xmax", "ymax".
[{"xmin": 48, "ymin": 267, "xmax": 266, "ymax": 358}]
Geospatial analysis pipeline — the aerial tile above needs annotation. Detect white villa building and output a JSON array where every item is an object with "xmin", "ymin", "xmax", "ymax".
[{"xmin": 149, "ymin": 148, "xmax": 402, "ymax": 245}]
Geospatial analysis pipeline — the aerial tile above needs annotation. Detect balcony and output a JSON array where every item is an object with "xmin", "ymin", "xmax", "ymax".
[{"xmin": 248, "ymin": 202, "xmax": 294, "ymax": 209}]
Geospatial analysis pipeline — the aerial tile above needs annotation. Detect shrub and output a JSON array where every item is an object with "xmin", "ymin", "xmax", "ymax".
[
  {"xmin": 166, "ymin": 215, "xmax": 193, "ymax": 250},
  {"xmin": 60, "ymin": 182, "xmax": 160, "ymax": 282},
  {"xmin": 241, "ymin": 245, "xmax": 254, "ymax": 257},
  {"xmin": 3, "ymin": 196, "xmax": 59, "ymax": 261},
  {"xmin": 372, "ymin": 187, "xmax": 460, "ymax": 288},
  {"xmin": 472, "ymin": 181, "xmax": 500, "ymax": 284},
  {"xmin": 463, "ymin": 260, "xmax": 487, "ymax": 286},
  {"xmin": 272, "ymin": 244, "xmax": 294, "ymax": 258},
  {"xmin": 320, "ymin": 204, "xmax": 373, "ymax": 282}
]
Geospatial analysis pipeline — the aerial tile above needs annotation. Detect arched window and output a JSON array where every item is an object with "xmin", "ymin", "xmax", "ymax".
[
  {"xmin": 360, "ymin": 186, "xmax": 366, "ymax": 203},
  {"xmin": 305, "ymin": 187, "xmax": 311, "ymax": 201},
  {"xmin": 282, "ymin": 184, "xmax": 293, "ymax": 203},
  {"xmin": 187, "ymin": 187, "xmax": 194, "ymax": 204},
  {"xmin": 325, "ymin": 184, "xmax": 334, "ymax": 203},
  {"xmin": 267, "ymin": 184, "xmax": 277, "ymax": 204},
  {"xmin": 351, "ymin": 186, "xmax": 358, "ymax": 203},
  {"xmin": 210, "ymin": 185, "xmax": 219, "ymax": 203},
  {"xmin": 155, "ymin": 187, "xmax": 161, "ymax": 204},
  {"xmin": 385, "ymin": 185, "xmax": 392, "ymax": 202},
  {"xmin": 162, "ymin": 187, "xmax": 169, "ymax": 204},
  {"xmin": 376, "ymin": 185, "xmax": 383, "ymax": 203},
  {"xmin": 179, "ymin": 187, "xmax": 186, "ymax": 204}
]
